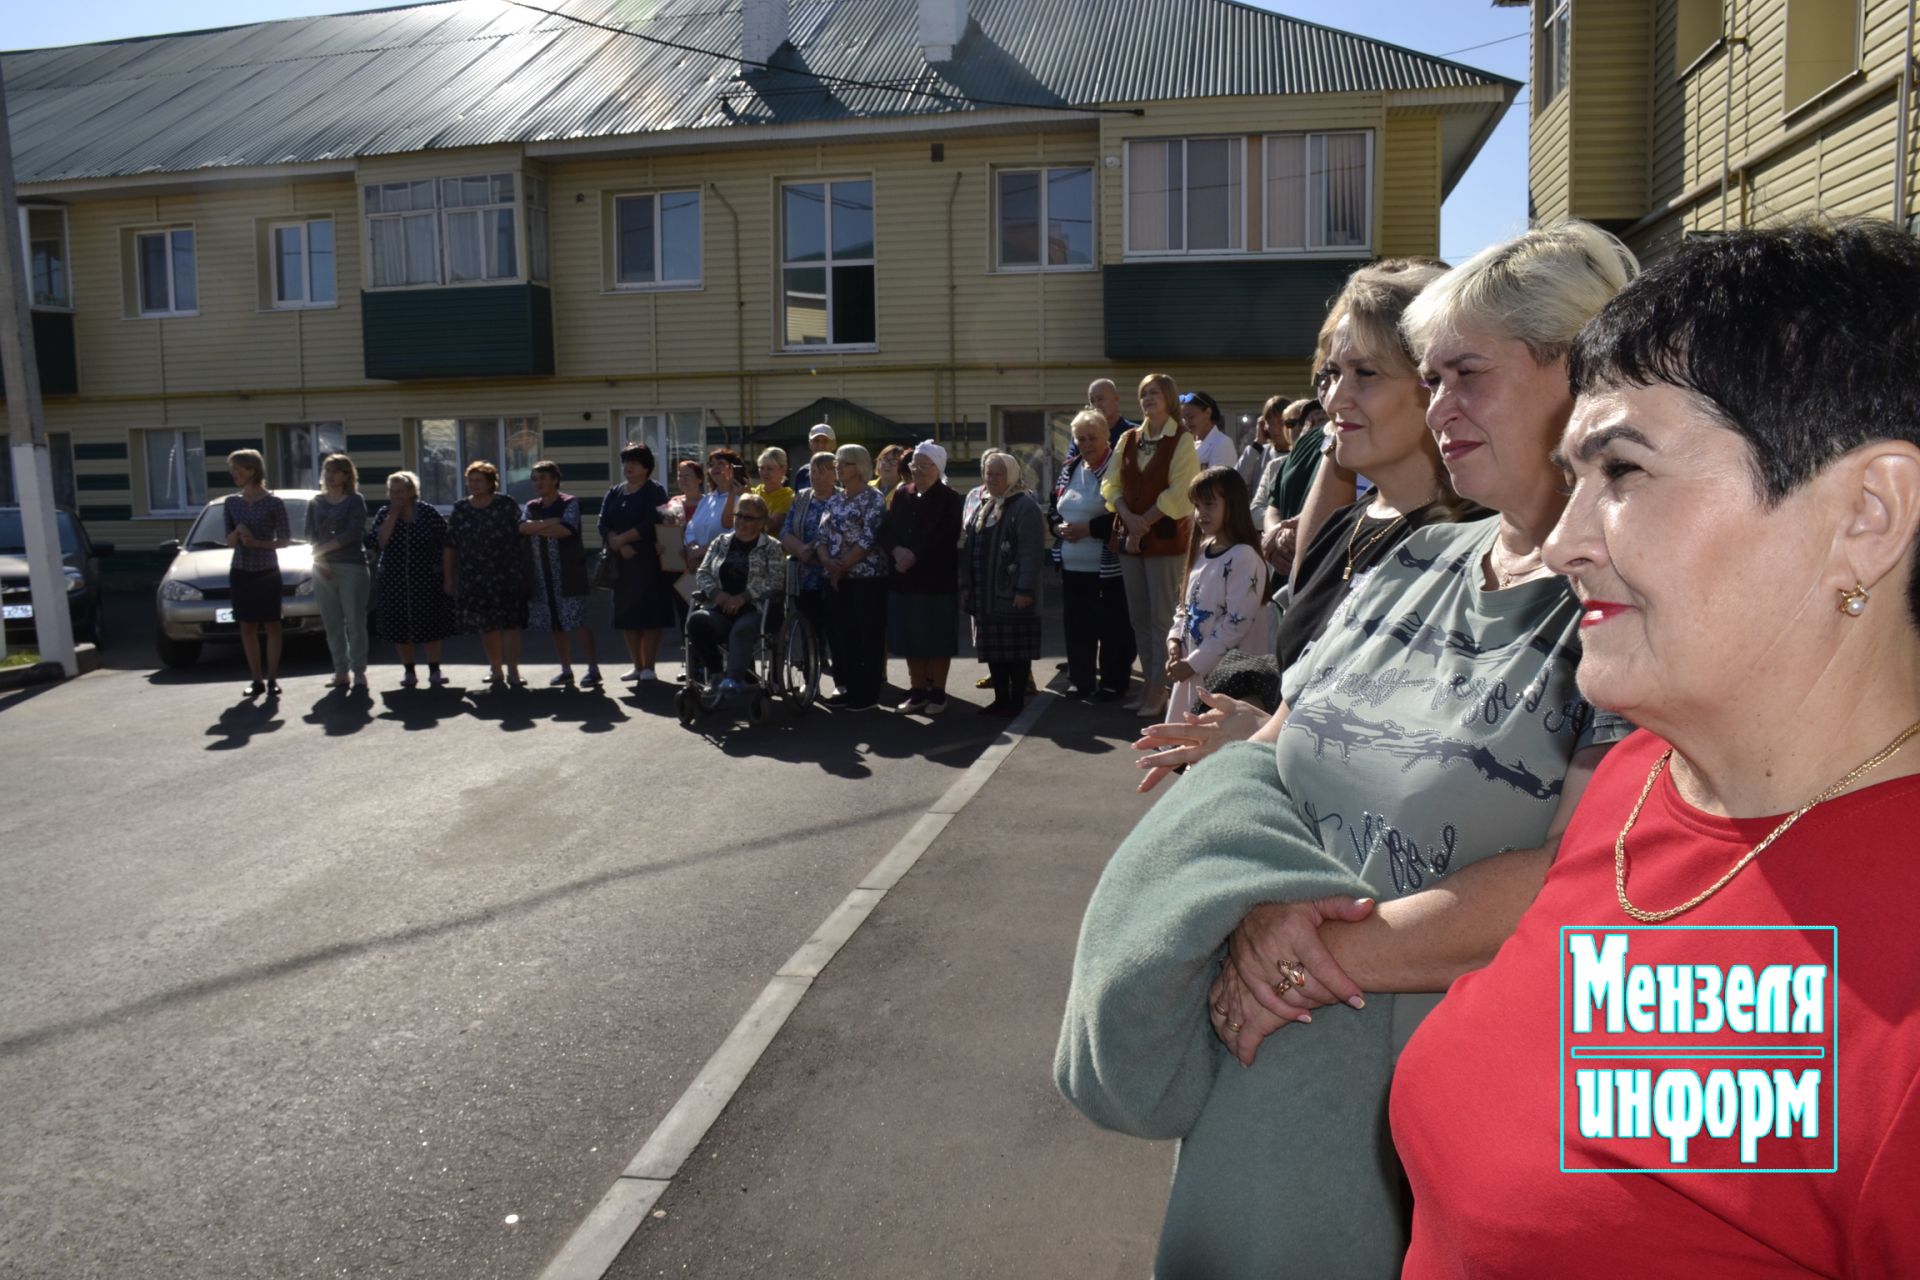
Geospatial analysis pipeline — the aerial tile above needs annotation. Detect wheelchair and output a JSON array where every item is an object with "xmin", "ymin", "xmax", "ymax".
[{"xmin": 674, "ymin": 577, "xmax": 822, "ymax": 727}]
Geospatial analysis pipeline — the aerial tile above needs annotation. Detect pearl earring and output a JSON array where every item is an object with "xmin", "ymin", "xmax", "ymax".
[{"xmin": 1838, "ymin": 584, "xmax": 1871, "ymax": 616}]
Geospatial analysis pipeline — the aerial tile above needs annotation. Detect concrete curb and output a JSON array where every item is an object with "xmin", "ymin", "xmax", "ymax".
[{"xmin": 537, "ymin": 692, "xmax": 1056, "ymax": 1280}]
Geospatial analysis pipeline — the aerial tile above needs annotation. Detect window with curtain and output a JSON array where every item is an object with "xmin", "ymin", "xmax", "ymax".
[
  {"xmin": 21, "ymin": 208, "xmax": 70, "ymax": 309},
  {"xmin": 271, "ymin": 219, "xmax": 337, "ymax": 308},
  {"xmin": 143, "ymin": 429, "xmax": 207, "ymax": 513},
  {"xmin": 134, "ymin": 228, "xmax": 197, "ymax": 315},
  {"xmin": 365, "ymin": 174, "xmax": 525, "ymax": 289},
  {"xmin": 996, "ymin": 167, "xmax": 1094, "ymax": 270},
  {"xmin": 780, "ymin": 179, "xmax": 875, "ymax": 349},
  {"xmin": 274, "ymin": 423, "xmax": 346, "ymax": 489},
  {"xmin": 1541, "ymin": 0, "xmax": 1571, "ymax": 107},
  {"xmin": 614, "ymin": 190, "xmax": 702, "ymax": 288},
  {"xmin": 415, "ymin": 417, "xmax": 541, "ymax": 506},
  {"xmin": 1124, "ymin": 139, "xmax": 1241, "ymax": 254},
  {"xmin": 1263, "ymin": 131, "xmax": 1373, "ymax": 253}
]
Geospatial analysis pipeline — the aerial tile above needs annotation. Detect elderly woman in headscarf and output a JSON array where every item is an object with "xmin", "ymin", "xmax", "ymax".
[
  {"xmin": 961, "ymin": 449, "xmax": 1045, "ymax": 717},
  {"xmin": 878, "ymin": 441, "xmax": 964, "ymax": 715},
  {"xmin": 818, "ymin": 443, "xmax": 890, "ymax": 711}
]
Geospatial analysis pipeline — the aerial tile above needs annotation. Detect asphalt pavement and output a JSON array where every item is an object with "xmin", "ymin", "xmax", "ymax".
[{"xmin": 0, "ymin": 584, "xmax": 1175, "ymax": 1279}]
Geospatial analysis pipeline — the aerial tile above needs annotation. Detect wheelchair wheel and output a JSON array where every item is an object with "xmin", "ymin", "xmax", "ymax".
[
  {"xmin": 774, "ymin": 612, "xmax": 821, "ymax": 712},
  {"xmin": 675, "ymin": 686, "xmax": 698, "ymax": 726},
  {"xmin": 748, "ymin": 689, "xmax": 772, "ymax": 727}
]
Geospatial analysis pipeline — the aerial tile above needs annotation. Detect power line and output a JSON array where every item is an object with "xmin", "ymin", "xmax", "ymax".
[
  {"xmin": 501, "ymin": 0, "xmax": 1145, "ymax": 118},
  {"xmin": 1437, "ymin": 31, "xmax": 1528, "ymax": 58}
]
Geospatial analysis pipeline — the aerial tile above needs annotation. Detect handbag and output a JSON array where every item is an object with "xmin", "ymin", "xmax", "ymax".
[{"xmin": 591, "ymin": 549, "xmax": 619, "ymax": 591}]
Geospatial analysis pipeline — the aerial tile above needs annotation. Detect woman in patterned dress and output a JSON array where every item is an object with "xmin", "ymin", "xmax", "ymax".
[
  {"xmin": 367, "ymin": 470, "xmax": 454, "ymax": 687},
  {"xmin": 960, "ymin": 450, "xmax": 1044, "ymax": 717},
  {"xmin": 818, "ymin": 444, "xmax": 890, "ymax": 711},
  {"xmin": 520, "ymin": 460, "xmax": 601, "ymax": 688},
  {"xmin": 444, "ymin": 460, "xmax": 528, "ymax": 689}
]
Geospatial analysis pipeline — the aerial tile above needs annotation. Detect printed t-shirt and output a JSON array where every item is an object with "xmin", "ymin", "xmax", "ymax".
[
  {"xmin": 1393, "ymin": 728, "xmax": 1920, "ymax": 1278},
  {"xmin": 1278, "ymin": 517, "xmax": 1628, "ymax": 1050}
]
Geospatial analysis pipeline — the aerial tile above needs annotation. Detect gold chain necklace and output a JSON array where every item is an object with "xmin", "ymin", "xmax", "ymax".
[
  {"xmin": 1615, "ymin": 719, "xmax": 1920, "ymax": 922},
  {"xmin": 1343, "ymin": 498, "xmax": 1432, "ymax": 581}
]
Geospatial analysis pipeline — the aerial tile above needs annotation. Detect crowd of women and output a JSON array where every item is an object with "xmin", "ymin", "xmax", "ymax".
[{"xmin": 1057, "ymin": 218, "xmax": 1920, "ymax": 1276}]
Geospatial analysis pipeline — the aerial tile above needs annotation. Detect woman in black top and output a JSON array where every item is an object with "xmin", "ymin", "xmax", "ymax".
[
  {"xmin": 223, "ymin": 447, "xmax": 290, "ymax": 698},
  {"xmin": 368, "ymin": 470, "xmax": 454, "ymax": 688},
  {"xmin": 599, "ymin": 442, "xmax": 675, "ymax": 683},
  {"xmin": 878, "ymin": 441, "xmax": 964, "ymax": 715}
]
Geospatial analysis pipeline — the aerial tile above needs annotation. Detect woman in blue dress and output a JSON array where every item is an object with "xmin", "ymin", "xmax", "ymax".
[{"xmin": 599, "ymin": 442, "xmax": 675, "ymax": 682}]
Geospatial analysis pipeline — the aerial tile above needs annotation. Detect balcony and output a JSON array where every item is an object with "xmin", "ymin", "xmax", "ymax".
[
  {"xmin": 0, "ymin": 310, "xmax": 79, "ymax": 398},
  {"xmin": 1102, "ymin": 260, "xmax": 1362, "ymax": 362},
  {"xmin": 362, "ymin": 283, "xmax": 554, "ymax": 381}
]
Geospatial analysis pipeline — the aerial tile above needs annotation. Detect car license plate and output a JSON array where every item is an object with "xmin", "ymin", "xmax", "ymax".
[
  {"xmin": 215, "ymin": 607, "xmax": 235, "ymax": 624},
  {"xmin": 2, "ymin": 604, "xmax": 30, "ymax": 620}
]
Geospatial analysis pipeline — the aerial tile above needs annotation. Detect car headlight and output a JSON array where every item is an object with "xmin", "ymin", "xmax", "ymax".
[
  {"xmin": 64, "ymin": 568, "xmax": 85, "ymax": 594},
  {"xmin": 293, "ymin": 577, "xmax": 315, "ymax": 598},
  {"xmin": 159, "ymin": 579, "xmax": 204, "ymax": 602}
]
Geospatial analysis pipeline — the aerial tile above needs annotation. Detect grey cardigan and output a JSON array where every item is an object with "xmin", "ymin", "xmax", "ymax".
[{"xmin": 958, "ymin": 489, "xmax": 1043, "ymax": 617}]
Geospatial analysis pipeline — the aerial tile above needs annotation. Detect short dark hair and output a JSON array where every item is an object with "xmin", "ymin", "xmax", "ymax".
[
  {"xmin": 707, "ymin": 448, "xmax": 746, "ymax": 481},
  {"xmin": 1180, "ymin": 390, "xmax": 1223, "ymax": 427},
  {"xmin": 532, "ymin": 459, "xmax": 563, "ymax": 482},
  {"xmin": 1569, "ymin": 219, "xmax": 1920, "ymax": 623},
  {"xmin": 620, "ymin": 442, "xmax": 656, "ymax": 472}
]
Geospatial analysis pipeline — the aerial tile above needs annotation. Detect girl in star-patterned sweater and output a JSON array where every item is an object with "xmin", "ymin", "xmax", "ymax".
[{"xmin": 1163, "ymin": 466, "xmax": 1269, "ymax": 721}]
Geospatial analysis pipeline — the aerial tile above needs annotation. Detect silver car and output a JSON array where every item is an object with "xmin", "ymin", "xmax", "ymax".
[{"xmin": 153, "ymin": 491, "xmax": 322, "ymax": 668}]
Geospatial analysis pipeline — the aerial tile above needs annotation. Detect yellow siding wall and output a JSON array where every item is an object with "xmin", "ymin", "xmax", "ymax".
[
  {"xmin": 1568, "ymin": 0, "xmax": 1651, "ymax": 219},
  {"xmin": 27, "ymin": 93, "xmax": 1453, "ymax": 551},
  {"xmin": 1380, "ymin": 114, "xmax": 1441, "ymax": 258},
  {"xmin": 1529, "ymin": 93, "xmax": 1574, "ymax": 225},
  {"xmin": 1614, "ymin": 0, "xmax": 1915, "ymax": 255}
]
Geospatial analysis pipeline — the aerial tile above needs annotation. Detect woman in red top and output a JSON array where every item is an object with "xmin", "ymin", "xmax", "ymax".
[{"xmin": 1391, "ymin": 222, "xmax": 1920, "ymax": 1275}]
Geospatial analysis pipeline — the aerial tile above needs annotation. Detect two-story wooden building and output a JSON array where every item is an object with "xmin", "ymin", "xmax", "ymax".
[
  {"xmin": 3, "ymin": 0, "xmax": 1514, "ymax": 551},
  {"xmin": 1502, "ymin": 0, "xmax": 1917, "ymax": 257}
]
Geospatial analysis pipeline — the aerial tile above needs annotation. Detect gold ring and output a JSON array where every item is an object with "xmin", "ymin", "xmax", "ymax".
[
  {"xmin": 1227, "ymin": 1021, "xmax": 1243, "ymax": 1032},
  {"xmin": 1212, "ymin": 1002, "xmax": 1229, "ymax": 1016}
]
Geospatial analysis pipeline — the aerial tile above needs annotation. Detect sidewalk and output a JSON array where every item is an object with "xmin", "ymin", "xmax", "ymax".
[{"xmin": 600, "ymin": 691, "xmax": 1176, "ymax": 1279}]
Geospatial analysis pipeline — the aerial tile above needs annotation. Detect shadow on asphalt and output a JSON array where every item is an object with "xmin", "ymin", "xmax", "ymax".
[
  {"xmin": 0, "ymin": 795, "xmax": 931, "ymax": 1062},
  {"xmin": 204, "ymin": 693, "xmax": 289, "ymax": 750}
]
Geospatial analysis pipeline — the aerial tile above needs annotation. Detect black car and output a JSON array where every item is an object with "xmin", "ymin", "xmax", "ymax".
[{"xmin": 0, "ymin": 507, "xmax": 113, "ymax": 645}]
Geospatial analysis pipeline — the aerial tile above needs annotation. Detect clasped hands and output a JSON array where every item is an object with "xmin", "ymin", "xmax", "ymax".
[{"xmin": 1207, "ymin": 896, "xmax": 1376, "ymax": 1067}]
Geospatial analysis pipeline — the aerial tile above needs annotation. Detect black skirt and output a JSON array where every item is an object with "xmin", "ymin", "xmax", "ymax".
[{"xmin": 229, "ymin": 567, "xmax": 283, "ymax": 623}]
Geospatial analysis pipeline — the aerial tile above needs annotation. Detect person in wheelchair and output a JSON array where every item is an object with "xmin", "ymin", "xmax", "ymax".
[{"xmin": 686, "ymin": 492, "xmax": 785, "ymax": 691}]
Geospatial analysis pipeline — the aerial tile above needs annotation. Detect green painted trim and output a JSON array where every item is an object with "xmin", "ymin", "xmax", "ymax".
[
  {"xmin": 347, "ymin": 433, "xmax": 402, "ymax": 453},
  {"xmin": 79, "ymin": 503, "xmax": 132, "ymax": 522},
  {"xmin": 542, "ymin": 427, "xmax": 608, "ymax": 449},
  {"xmin": 359, "ymin": 466, "xmax": 394, "ymax": 485},
  {"xmin": 76, "ymin": 473, "xmax": 128, "ymax": 492},
  {"xmin": 204, "ymin": 437, "xmax": 263, "ymax": 455},
  {"xmin": 1103, "ymin": 259, "xmax": 1360, "ymax": 361},
  {"xmin": 362, "ymin": 283, "xmax": 556, "ymax": 380},
  {"xmin": 74, "ymin": 442, "xmax": 129, "ymax": 462}
]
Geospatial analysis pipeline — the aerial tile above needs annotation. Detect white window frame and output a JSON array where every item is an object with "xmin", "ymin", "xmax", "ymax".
[
  {"xmin": 610, "ymin": 190, "xmax": 704, "ymax": 292},
  {"xmin": 615, "ymin": 409, "xmax": 706, "ymax": 480},
  {"xmin": 412, "ymin": 415, "xmax": 542, "ymax": 506},
  {"xmin": 1259, "ymin": 131, "xmax": 1376, "ymax": 256},
  {"xmin": 993, "ymin": 166, "xmax": 1097, "ymax": 273},
  {"xmin": 363, "ymin": 173, "xmax": 528, "ymax": 291},
  {"xmin": 19, "ymin": 206, "xmax": 73, "ymax": 312},
  {"xmin": 778, "ymin": 177, "xmax": 878, "ymax": 353},
  {"xmin": 269, "ymin": 218, "xmax": 338, "ymax": 310},
  {"xmin": 133, "ymin": 227, "xmax": 197, "ymax": 317},
  {"xmin": 1540, "ymin": 0, "xmax": 1572, "ymax": 109},
  {"xmin": 141, "ymin": 427, "xmax": 207, "ymax": 516},
  {"xmin": 273, "ymin": 422, "xmax": 346, "ymax": 489},
  {"xmin": 1121, "ymin": 136, "xmax": 1248, "ymax": 259}
]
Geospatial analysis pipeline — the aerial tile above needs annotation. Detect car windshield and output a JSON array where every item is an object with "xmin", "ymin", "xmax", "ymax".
[
  {"xmin": 184, "ymin": 498, "xmax": 311, "ymax": 550},
  {"xmin": 0, "ymin": 510, "xmax": 81, "ymax": 555}
]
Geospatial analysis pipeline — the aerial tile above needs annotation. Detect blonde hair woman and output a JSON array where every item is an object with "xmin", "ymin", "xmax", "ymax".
[
  {"xmin": 1103, "ymin": 372, "xmax": 1201, "ymax": 717},
  {"xmin": 222, "ymin": 448, "xmax": 290, "ymax": 697},
  {"xmin": 309, "ymin": 453, "xmax": 371, "ymax": 690}
]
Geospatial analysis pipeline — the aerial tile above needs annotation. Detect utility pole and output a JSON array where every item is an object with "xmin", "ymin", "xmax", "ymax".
[{"xmin": 0, "ymin": 60, "xmax": 78, "ymax": 676}]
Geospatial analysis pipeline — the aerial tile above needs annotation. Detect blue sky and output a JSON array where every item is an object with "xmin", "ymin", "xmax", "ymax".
[{"xmin": 5, "ymin": 0, "xmax": 1533, "ymax": 262}]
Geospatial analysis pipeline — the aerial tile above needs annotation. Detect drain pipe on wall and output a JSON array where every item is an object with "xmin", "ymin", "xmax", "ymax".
[
  {"xmin": 944, "ymin": 171, "xmax": 964, "ymax": 451},
  {"xmin": 1897, "ymin": 0, "xmax": 1916, "ymax": 226},
  {"xmin": 711, "ymin": 183, "xmax": 748, "ymax": 437}
]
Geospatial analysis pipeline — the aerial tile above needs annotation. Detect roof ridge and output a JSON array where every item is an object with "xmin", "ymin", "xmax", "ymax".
[{"xmin": 1196, "ymin": 0, "xmax": 1518, "ymax": 89}]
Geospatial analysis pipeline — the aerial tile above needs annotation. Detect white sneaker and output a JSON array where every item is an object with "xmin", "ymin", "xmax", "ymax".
[{"xmin": 638, "ymin": 668, "xmax": 657, "ymax": 682}]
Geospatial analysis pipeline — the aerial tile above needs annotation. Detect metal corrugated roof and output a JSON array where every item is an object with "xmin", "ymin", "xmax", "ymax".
[{"xmin": 3, "ymin": 0, "xmax": 1516, "ymax": 185}]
